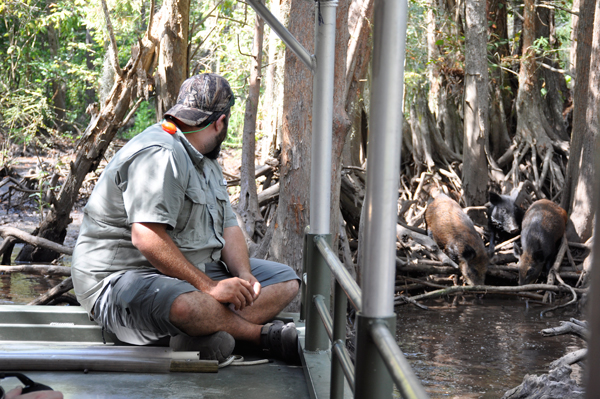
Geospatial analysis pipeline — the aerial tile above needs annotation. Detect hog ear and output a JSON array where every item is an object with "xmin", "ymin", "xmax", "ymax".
[
  {"xmin": 489, "ymin": 192, "xmax": 502, "ymax": 205},
  {"xmin": 513, "ymin": 241, "xmax": 522, "ymax": 257},
  {"xmin": 463, "ymin": 244, "xmax": 476, "ymax": 261}
]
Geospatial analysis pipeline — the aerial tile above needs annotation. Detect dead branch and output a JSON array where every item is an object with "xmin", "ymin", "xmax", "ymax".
[
  {"xmin": 394, "ymin": 283, "xmax": 588, "ymax": 306},
  {"xmin": 541, "ymin": 319, "xmax": 588, "ymax": 340},
  {"xmin": 27, "ymin": 276, "xmax": 73, "ymax": 306},
  {"xmin": 0, "ymin": 226, "xmax": 73, "ymax": 255},
  {"xmin": 0, "ymin": 265, "xmax": 71, "ymax": 276},
  {"xmin": 550, "ymin": 349, "xmax": 587, "ymax": 368}
]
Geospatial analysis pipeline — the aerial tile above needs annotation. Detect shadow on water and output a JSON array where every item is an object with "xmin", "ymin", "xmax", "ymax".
[{"xmin": 395, "ymin": 296, "xmax": 585, "ymax": 398}]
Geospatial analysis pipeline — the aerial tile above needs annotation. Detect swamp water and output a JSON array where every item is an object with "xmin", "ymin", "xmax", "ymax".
[
  {"xmin": 395, "ymin": 297, "xmax": 585, "ymax": 398},
  {"xmin": 0, "ymin": 276, "xmax": 585, "ymax": 398}
]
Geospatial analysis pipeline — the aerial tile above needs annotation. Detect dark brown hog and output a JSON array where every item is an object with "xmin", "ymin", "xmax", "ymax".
[
  {"xmin": 425, "ymin": 194, "xmax": 489, "ymax": 286},
  {"xmin": 515, "ymin": 199, "xmax": 568, "ymax": 285}
]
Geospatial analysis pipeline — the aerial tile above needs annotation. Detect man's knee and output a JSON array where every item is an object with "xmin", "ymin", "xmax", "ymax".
[
  {"xmin": 280, "ymin": 279, "xmax": 300, "ymax": 301},
  {"xmin": 170, "ymin": 291, "xmax": 199, "ymax": 323}
]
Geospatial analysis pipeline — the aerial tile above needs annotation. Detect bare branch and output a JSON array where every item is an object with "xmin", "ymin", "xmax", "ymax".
[{"xmin": 101, "ymin": 0, "xmax": 123, "ymax": 77}]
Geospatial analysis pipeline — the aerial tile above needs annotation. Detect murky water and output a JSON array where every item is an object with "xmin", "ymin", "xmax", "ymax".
[
  {"xmin": 395, "ymin": 296, "xmax": 585, "ymax": 398},
  {"xmin": 0, "ymin": 273, "xmax": 65, "ymax": 305}
]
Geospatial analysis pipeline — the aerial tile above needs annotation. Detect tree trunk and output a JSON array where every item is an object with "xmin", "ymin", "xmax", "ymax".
[
  {"xmin": 269, "ymin": 0, "xmax": 314, "ymax": 311},
  {"xmin": 426, "ymin": 0, "xmax": 441, "ymax": 115},
  {"xmin": 260, "ymin": 0, "xmax": 282, "ymax": 163},
  {"xmin": 569, "ymin": 0, "xmax": 580, "ymax": 73},
  {"xmin": 239, "ymin": 3, "xmax": 265, "ymax": 240},
  {"xmin": 566, "ymin": 0, "xmax": 600, "ymax": 243},
  {"xmin": 16, "ymin": 4, "xmax": 166, "ymax": 262},
  {"xmin": 46, "ymin": 0, "xmax": 66, "ymax": 133},
  {"xmin": 512, "ymin": 0, "xmax": 567, "ymax": 202},
  {"xmin": 561, "ymin": 0, "xmax": 596, "ymax": 242},
  {"xmin": 462, "ymin": 0, "xmax": 489, "ymax": 214},
  {"xmin": 537, "ymin": 8, "xmax": 569, "ymax": 142},
  {"xmin": 487, "ymin": 0, "xmax": 513, "ymax": 167},
  {"xmin": 155, "ymin": 0, "xmax": 190, "ymax": 121},
  {"xmin": 85, "ymin": 29, "xmax": 97, "ymax": 108}
]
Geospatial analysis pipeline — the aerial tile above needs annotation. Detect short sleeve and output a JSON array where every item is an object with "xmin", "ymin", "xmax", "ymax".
[
  {"xmin": 120, "ymin": 146, "xmax": 185, "ymax": 228},
  {"xmin": 223, "ymin": 195, "xmax": 239, "ymax": 228}
]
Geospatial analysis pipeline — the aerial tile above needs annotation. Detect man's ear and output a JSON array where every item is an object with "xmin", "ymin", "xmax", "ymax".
[{"xmin": 215, "ymin": 114, "xmax": 227, "ymax": 131}]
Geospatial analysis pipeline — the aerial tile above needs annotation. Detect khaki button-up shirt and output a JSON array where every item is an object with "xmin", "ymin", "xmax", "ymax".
[{"xmin": 71, "ymin": 123, "xmax": 237, "ymax": 313}]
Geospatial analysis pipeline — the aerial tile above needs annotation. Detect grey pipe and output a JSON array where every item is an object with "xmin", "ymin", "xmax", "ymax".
[
  {"xmin": 0, "ymin": 345, "xmax": 217, "ymax": 373},
  {"xmin": 315, "ymin": 235, "xmax": 362, "ymax": 311},
  {"xmin": 331, "ymin": 339, "xmax": 356, "ymax": 394},
  {"xmin": 313, "ymin": 294, "xmax": 333, "ymax": 340},
  {"xmin": 361, "ymin": 0, "xmax": 408, "ymax": 317},
  {"xmin": 309, "ymin": 0, "xmax": 338, "ymax": 234},
  {"xmin": 246, "ymin": 0, "xmax": 315, "ymax": 70}
]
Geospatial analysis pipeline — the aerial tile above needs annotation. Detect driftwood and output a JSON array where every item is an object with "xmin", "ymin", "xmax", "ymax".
[
  {"xmin": 27, "ymin": 276, "xmax": 74, "ymax": 305},
  {"xmin": 502, "ymin": 319, "xmax": 588, "ymax": 398},
  {"xmin": 257, "ymin": 182, "xmax": 279, "ymax": 207},
  {"xmin": 394, "ymin": 284, "xmax": 588, "ymax": 306},
  {"xmin": 501, "ymin": 365, "xmax": 584, "ymax": 399},
  {"xmin": 0, "ymin": 226, "xmax": 73, "ymax": 265},
  {"xmin": 0, "ymin": 265, "xmax": 71, "ymax": 277}
]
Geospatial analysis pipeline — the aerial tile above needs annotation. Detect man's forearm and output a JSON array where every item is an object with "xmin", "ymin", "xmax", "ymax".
[
  {"xmin": 221, "ymin": 226, "xmax": 252, "ymax": 278},
  {"xmin": 131, "ymin": 222, "xmax": 215, "ymax": 292}
]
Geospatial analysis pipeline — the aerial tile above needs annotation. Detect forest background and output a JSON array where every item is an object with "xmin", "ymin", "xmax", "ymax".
[{"xmin": 0, "ymin": 0, "xmax": 599, "ymax": 312}]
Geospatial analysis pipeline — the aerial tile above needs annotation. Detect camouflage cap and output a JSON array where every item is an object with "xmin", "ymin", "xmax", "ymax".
[{"xmin": 164, "ymin": 73, "xmax": 235, "ymax": 126}]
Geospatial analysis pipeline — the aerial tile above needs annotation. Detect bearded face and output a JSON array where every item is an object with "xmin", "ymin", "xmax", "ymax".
[{"xmin": 204, "ymin": 116, "xmax": 229, "ymax": 160}]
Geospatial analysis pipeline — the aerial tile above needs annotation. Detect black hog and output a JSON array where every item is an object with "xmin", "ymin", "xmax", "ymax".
[
  {"xmin": 425, "ymin": 194, "xmax": 489, "ymax": 286},
  {"xmin": 487, "ymin": 190, "xmax": 525, "ymax": 255},
  {"xmin": 515, "ymin": 199, "xmax": 568, "ymax": 285}
]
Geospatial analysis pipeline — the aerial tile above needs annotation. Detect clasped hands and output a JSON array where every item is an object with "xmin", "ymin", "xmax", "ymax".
[{"xmin": 206, "ymin": 272, "xmax": 261, "ymax": 311}]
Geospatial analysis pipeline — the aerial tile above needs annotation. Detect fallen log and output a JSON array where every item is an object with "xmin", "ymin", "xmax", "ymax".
[
  {"xmin": 0, "ymin": 265, "xmax": 71, "ymax": 277},
  {"xmin": 0, "ymin": 226, "xmax": 73, "ymax": 256},
  {"xmin": 501, "ymin": 365, "xmax": 584, "ymax": 399},
  {"xmin": 394, "ymin": 283, "xmax": 588, "ymax": 306},
  {"xmin": 257, "ymin": 182, "xmax": 279, "ymax": 206},
  {"xmin": 28, "ymin": 277, "xmax": 73, "ymax": 306}
]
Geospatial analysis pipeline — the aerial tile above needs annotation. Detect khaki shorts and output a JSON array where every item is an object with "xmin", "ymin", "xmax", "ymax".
[{"xmin": 92, "ymin": 259, "xmax": 299, "ymax": 345}]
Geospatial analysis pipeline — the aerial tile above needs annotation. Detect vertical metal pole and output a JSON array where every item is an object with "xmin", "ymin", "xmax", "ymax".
[
  {"xmin": 305, "ymin": 234, "xmax": 332, "ymax": 351},
  {"xmin": 331, "ymin": 280, "xmax": 348, "ymax": 399},
  {"xmin": 305, "ymin": 0, "xmax": 337, "ymax": 352},
  {"xmin": 355, "ymin": 0, "xmax": 408, "ymax": 398},
  {"xmin": 309, "ymin": 0, "xmax": 337, "ymax": 235}
]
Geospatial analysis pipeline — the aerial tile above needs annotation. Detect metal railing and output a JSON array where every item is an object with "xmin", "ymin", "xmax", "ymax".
[{"xmin": 303, "ymin": 234, "xmax": 429, "ymax": 399}]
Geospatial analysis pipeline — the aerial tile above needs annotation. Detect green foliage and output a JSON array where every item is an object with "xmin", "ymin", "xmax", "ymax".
[
  {"xmin": 119, "ymin": 100, "xmax": 156, "ymax": 139},
  {"xmin": 188, "ymin": 0, "xmax": 260, "ymax": 148}
]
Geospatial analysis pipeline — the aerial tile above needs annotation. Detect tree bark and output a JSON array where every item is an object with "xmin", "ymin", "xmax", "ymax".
[
  {"xmin": 560, "ymin": 0, "xmax": 597, "ymax": 242},
  {"xmin": 239, "ymin": 2, "xmax": 265, "ymax": 239},
  {"xmin": 155, "ymin": 0, "xmax": 190, "ymax": 121},
  {"xmin": 269, "ymin": 0, "xmax": 314, "ymax": 311},
  {"xmin": 260, "ymin": 0, "xmax": 282, "ymax": 163},
  {"xmin": 463, "ymin": 0, "xmax": 489, "ymax": 214}
]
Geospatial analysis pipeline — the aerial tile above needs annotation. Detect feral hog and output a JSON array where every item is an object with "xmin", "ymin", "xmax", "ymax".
[
  {"xmin": 425, "ymin": 194, "xmax": 489, "ymax": 286},
  {"xmin": 487, "ymin": 191, "xmax": 525, "ymax": 255},
  {"xmin": 515, "ymin": 199, "xmax": 568, "ymax": 285}
]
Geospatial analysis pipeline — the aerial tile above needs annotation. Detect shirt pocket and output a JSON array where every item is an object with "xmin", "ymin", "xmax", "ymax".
[
  {"xmin": 172, "ymin": 185, "xmax": 207, "ymax": 244},
  {"xmin": 214, "ymin": 188, "xmax": 229, "ymax": 235}
]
